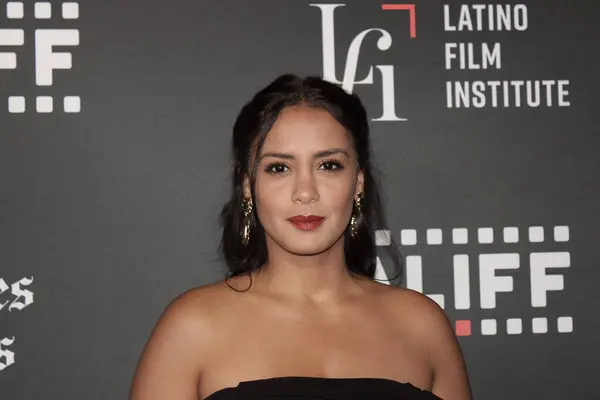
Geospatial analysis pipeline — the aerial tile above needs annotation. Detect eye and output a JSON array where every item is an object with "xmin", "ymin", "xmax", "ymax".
[
  {"xmin": 264, "ymin": 162, "xmax": 289, "ymax": 174},
  {"xmin": 319, "ymin": 159, "xmax": 344, "ymax": 171}
]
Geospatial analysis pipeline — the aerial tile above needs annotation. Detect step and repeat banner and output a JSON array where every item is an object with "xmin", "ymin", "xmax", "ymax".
[{"xmin": 1, "ymin": 1, "xmax": 598, "ymax": 399}]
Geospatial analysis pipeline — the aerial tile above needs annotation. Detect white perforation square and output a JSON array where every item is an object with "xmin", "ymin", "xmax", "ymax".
[
  {"xmin": 478, "ymin": 227, "xmax": 493, "ymax": 244},
  {"xmin": 506, "ymin": 318, "xmax": 522, "ymax": 335},
  {"xmin": 529, "ymin": 226, "xmax": 544, "ymax": 242},
  {"xmin": 8, "ymin": 96, "xmax": 25, "ymax": 113},
  {"xmin": 427, "ymin": 229, "xmax": 442, "ymax": 245},
  {"xmin": 554, "ymin": 226, "xmax": 569, "ymax": 242},
  {"xmin": 557, "ymin": 316, "xmax": 573, "ymax": 333},
  {"xmin": 36, "ymin": 96, "xmax": 53, "ymax": 113},
  {"xmin": 7, "ymin": 2, "xmax": 24, "ymax": 19},
  {"xmin": 35, "ymin": 2, "xmax": 51, "ymax": 18},
  {"xmin": 503, "ymin": 227, "xmax": 519, "ymax": 243},
  {"xmin": 452, "ymin": 228, "xmax": 468, "ymax": 244},
  {"xmin": 0, "ymin": 28, "xmax": 24, "ymax": 47},
  {"xmin": 401, "ymin": 229, "xmax": 416, "ymax": 245},
  {"xmin": 62, "ymin": 2, "xmax": 79, "ymax": 19},
  {"xmin": 481, "ymin": 319, "xmax": 497, "ymax": 335},
  {"xmin": 532, "ymin": 317, "xmax": 548, "ymax": 334},
  {"xmin": 64, "ymin": 96, "xmax": 81, "ymax": 113},
  {"xmin": 0, "ymin": 53, "xmax": 17, "ymax": 69}
]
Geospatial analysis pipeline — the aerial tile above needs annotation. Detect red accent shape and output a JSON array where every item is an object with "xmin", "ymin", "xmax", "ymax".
[
  {"xmin": 381, "ymin": 4, "xmax": 416, "ymax": 38},
  {"xmin": 455, "ymin": 320, "xmax": 471, "ymax": 336}
]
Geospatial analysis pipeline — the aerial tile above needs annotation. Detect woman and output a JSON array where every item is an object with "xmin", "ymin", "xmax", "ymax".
[{"xmin": 129, "ymin": 74, "xmax": 472, "ymax": 400}]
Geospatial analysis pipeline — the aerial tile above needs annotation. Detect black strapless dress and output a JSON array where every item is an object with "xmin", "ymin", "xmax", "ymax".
[{"xmin": 204, "ymin": 376, "xmax": 442, "ymax": 399}]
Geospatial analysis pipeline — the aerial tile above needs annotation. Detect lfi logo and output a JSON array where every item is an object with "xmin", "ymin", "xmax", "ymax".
[
  {"xmin": 0, "ymin": 1, "xmax": 80, "ymax": 113},
  {"xmin": 375, "ymin": 225, "xmax": 573, "ymax": 336},
  {"xmin": 310, "ymin": 3, "xmax": 416, "ymax": 121}
]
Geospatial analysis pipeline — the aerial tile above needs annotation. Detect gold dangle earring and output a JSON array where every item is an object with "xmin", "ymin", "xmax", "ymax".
[
  {"xmin": 241, "ymin": 197, "xmax": 253, "ymax": 246},
  {"xmin": 350, "ymin": 192, "xmax": 364, "ymax": 238}
]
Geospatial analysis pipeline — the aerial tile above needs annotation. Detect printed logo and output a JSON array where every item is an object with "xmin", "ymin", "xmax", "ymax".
[
  {"xmin": 0, "ymin": 276, "xmax": 35, "ymax": 312},
  {"xmin": 375, "ymin": 225, "xmax": 573, "ymax": 336},
  {"xmin": 0, "ymin": 1, "xmax": 81, "ymax": 113},
  {"xmin": 442, "ymin": 4, "xmax": 571, "ymax": 108},
  {"xmin": 0, "ymin": 276, "xmax": 35, "ymax": 372},
  {"xmin": 310, "ymin": 3, "xmax": 416, "ymax": 121},
  {"xmin": 0, "ymin": 337, "xmax": 15, "ymax": 371}
]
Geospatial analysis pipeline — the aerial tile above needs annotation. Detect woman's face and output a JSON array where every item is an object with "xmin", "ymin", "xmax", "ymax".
[{"xmin": 245, "ymin": 105, "xmax": 364, "ymax": 256}]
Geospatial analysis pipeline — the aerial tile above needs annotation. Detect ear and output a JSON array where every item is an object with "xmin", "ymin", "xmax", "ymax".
[
  {"xmin": 355, "ymin": 169, "xmax": 365, "ymax": 198},
  {"xmin": 242, "ymin": 175, "xmax": 252, "ymax": 199}
]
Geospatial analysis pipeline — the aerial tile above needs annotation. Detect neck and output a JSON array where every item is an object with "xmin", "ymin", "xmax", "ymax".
[{"xmin": 254, "ymin": 237, "xmax": 362, "ymax": 304}]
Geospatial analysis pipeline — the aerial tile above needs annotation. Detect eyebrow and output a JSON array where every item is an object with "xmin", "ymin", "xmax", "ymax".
[{"xmin": 259, "ymin": 148, "xmax": 351, "ymax": 161}]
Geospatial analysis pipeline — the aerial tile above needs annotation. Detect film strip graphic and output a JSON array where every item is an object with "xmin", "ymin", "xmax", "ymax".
[
  {"xmin": 1, "ymin": 1, "xmax": 80, "ymax": 113},
  {"xmin": 376, "ymin": 225, "xmax": 573, "ymax": 336}
]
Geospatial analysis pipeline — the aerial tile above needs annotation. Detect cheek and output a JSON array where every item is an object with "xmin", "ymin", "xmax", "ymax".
[
  {"xmin": 320, "ymin": 181, "xmax": 355, "ymax": 215},
  {"xmin": 254, "ymin": 178, "xmax": 288, "ymax": 219}
]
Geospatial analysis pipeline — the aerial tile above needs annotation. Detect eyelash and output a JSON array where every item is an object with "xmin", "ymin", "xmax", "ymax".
[{"xmin": 264, "ymin": 159, "xmax": 344, "ymax": 174}]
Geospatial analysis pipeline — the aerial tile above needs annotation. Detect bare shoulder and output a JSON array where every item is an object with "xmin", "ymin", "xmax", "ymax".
[
  {"xmin": 153, "ymin": 278, "xmax": 249, "ymax": 345},
  {"xmin": 172, "ymin": 279, "xmax": 237, "ymax": 315},
  {"xmin": 379, "ymin": 285, "xmax": 459, "ymax": 358},
  {"xmin": 129, "ymin": 279, "xmax": 240, "ymax": 400},
  {"xmin": 367, "ymin": 282, "xmax": 451, "ymax": 332},
  {"xmin": 170, "ymin": 273, "xmax": 254, "ymax": 311},
  {"xmin": 152, "ymin": 281, "xmax": 226, "ymax": 334},
  {"xmin": 371, "ymin": 284, "xmax": 472, "ymax": 400}
]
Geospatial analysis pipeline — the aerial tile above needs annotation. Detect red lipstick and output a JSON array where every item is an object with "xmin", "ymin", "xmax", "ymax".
[{"xmin": 287, "ymin": 215, "xmax": 325, "ymax": 231}]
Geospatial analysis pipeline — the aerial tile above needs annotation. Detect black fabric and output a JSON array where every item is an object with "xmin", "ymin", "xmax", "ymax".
[{"xmin": 204, "ymin": 376, "xmax": 442, "ymax": 399}]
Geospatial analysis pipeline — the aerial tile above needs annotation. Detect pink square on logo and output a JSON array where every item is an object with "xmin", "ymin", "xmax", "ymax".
[{"xmin": 455, "ymin": 320, "xmax": 471, "ymax": 336}]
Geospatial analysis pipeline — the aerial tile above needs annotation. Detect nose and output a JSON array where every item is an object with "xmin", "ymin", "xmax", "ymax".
[{"xmin": 291, "ymin": 170, "xmax": 319, "ymax": 204}]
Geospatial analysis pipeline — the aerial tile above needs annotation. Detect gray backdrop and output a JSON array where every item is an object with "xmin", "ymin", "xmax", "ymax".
[{"xmin": 1, "ymin": 0, "xmax": 598, "ymax": 399}]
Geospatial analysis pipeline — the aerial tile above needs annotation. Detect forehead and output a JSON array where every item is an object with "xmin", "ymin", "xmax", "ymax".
[{"xmin": 261, "ymin": 106, "xmax": 352, "ymax": 152}]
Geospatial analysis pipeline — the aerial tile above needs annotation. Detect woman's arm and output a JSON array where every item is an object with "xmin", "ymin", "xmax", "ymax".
[
  {"xmin": 400, "ymin": 290, "xmax": 472, "ymax": 400},
  {"xmin": 428, "ymin": 306, "xmax": 472, "ymax": 400},
  {"xmin": 419, "ymin": 295, "xmax": 472, "ymax": 400}
]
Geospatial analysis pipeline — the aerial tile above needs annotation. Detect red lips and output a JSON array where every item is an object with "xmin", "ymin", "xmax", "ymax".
[{"xmin": 287, "ymin": 215, "xmax": 325, "ymax": 231}]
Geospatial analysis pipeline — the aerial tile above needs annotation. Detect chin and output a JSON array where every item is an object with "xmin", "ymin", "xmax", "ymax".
[
  {"xmin": 285, "ymin": 245, "xmax": 329, "ymax": 256},
  {"xmin": 281, "ymin": 235, "xmax": 342, "ymax": 256},
  {"xmin": 264, "ymin": 224, "xmax": 345, "ymax": 255}
]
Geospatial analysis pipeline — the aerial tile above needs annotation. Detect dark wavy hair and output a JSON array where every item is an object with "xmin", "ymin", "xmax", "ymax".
[{"xmin": 219, "ymin": 74, "xmax": 402, "ymax": 287}]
